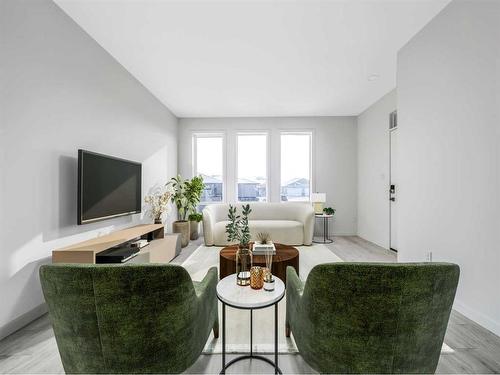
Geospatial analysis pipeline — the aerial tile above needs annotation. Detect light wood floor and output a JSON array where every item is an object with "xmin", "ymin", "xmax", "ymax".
[{"xmin": 1, "ymin": 236, "xmax": 499, "ymax": 374}]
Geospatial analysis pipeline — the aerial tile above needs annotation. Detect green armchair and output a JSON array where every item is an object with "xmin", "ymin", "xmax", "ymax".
[
  {"xmin": 286, "ymin": 263, "xmax": 459, "ymax": 374},
  {"xmin": 40, "ymin": 263, "xmax": 218, "ymax": 374}
]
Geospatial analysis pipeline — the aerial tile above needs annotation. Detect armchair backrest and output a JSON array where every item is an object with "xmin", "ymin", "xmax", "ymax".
[
  {"xmin": 40, "ymin": 264, "xmax": 200, "ymax": 374},
  {"xmin": 297, "ymin": 262, "xmax": 459, "ymax": 373}
]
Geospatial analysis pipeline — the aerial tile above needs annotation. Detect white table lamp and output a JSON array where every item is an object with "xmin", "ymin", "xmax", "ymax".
[{"xmin": 311, "ymin": 193, "xmax": 326, "ymax": 214}]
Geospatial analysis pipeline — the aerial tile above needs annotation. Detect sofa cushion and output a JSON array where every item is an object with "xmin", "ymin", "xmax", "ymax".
[{"xmin": 212, "ymin": 220, "xmax": 304, "ymax": 246}]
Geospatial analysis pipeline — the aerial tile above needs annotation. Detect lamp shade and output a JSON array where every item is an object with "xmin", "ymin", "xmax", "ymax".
[{"xmin": 311, "ymin": 193, "xmax": 326, "ymax": 203}]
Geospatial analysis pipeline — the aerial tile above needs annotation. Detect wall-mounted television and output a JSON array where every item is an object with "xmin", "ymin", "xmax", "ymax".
[{"xmin": 78, "ymin": 150, "xmax": 142, "ymax": 225}]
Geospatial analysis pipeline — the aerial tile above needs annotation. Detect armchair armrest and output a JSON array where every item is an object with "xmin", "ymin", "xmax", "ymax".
[
  {"xmin": 193, "ymin": 266, "xmax": 218, "ymax": 298},
  {"xmin": 193, "ymin": 267, "xmax": 219, "ymax": 338},
  {"xmin": 286, "ymin": 266, "xmax": 304, "ymax": 300},
  {"xmin": 286, "ymin": 266, "xmax": 304, "ymax": 336}
]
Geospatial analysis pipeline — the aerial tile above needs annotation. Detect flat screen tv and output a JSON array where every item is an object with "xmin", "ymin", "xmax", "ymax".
[{"xmin": 78, "ymin": 150, "xmax": 142, "ymax": 225}]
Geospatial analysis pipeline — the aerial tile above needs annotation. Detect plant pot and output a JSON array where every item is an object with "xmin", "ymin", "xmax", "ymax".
[
  {"xmin": 154, "ymin": 218, "xmax": 162, "ymax": 224},
  {"xmin": 172, "ymin": 220, "xmax": 190, "ymax": 247},
  {"xmin": 190, "ymin": 220, "xmax": 199, "ymax": 240}
]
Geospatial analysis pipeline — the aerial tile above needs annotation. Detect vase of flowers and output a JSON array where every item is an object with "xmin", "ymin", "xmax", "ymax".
[
  {"xmin": 144, "ymin": 187, "xmax": 171, "ymax": 224},
  {"xmin": 225, "ymin": 204, "xmax": 252, "ymax": 286}
]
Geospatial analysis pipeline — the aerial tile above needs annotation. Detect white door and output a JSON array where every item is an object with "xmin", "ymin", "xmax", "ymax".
[{"xmin": 390, "ymin": 128, "xmax": 398, "ymax": 251}]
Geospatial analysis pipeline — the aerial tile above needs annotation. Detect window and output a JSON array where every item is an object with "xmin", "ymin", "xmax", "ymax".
[
  {"xmin": 280, "ymin": 132, "xmax": 312, "ymax": 202},
  {"xmin": 193, "ymin": 133, "xmax": 224, "ymax": 203},
  {"xmin": 237, "ymin": 133, "xmax": 267, "ymax": 202}
]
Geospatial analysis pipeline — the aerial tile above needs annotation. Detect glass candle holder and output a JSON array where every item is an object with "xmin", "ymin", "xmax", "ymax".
[
  {"xmin": 250, "ymin": 266, "xmax": 264, "ymax": 289},
  {"xmin": 236, "ymin": 246, "xmax": 252, "ymax": 286},
  {"xmin": 263, "ymin": 267, "xmax": 275, "ymax": 291},
  {"xmin": 263, "ymin": 267, "xmax": 272, "ymax": 282}
]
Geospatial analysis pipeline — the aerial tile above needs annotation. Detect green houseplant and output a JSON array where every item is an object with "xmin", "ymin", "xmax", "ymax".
[
  {"xmin": 166, "ymin": 175, "xmax": 190, "ymax": 247},
  {"xmin": 225, "ymin": 204, "xmax": 253, "ymax": 286},
  {"xmin": 186, "ymin": 175, "xmax": 205, "ymax": 241},
  {"xmin": 188, "ymin": 212, "xmax": 203, "ymax": 240},
  {"xmin": 186, "ymin": 175, "xmax": 205, "ymax": 214},
  {"xmin": 166, "ymin": 175, "xmax": 206, "ymax": 247},
  {"xmin": 323, "ymin": 207, "xmax": 336, "ymax": 216}
]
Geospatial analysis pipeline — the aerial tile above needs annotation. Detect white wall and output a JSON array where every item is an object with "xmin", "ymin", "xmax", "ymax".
[
  {"xmin": 178, "ymin": 117, "xmax": 358, "ymax": 235},
  {"xmin": 397, "ymin": 0, "xmax": 500, "ymax": 335},
  {"xmin": 0, "ymin": 0, "xmax": 178, "ymax": 338},
  {"xmin": 357, "ymin": 90, "xmax": 396, "ymax": 249}
]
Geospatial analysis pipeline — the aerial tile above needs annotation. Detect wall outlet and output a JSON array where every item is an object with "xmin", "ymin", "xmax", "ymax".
[{"xmin": 426, "ymin": 251, "xmax": 433, "ymax": 262}]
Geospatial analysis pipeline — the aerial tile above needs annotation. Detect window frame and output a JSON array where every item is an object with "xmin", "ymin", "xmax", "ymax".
[
  {"xmin": 235, "ymin": 131, "xmax": 270, "ymax": 203},
  {"xmin": 279, "ymin": 130, "xmax": 314, "ymax": 202},
  {"xmin": 192, "ymin": 131, "xmax": 227, "ymax": 204}
]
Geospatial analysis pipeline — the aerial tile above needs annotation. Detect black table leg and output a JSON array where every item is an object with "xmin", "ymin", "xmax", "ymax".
[
  {"xmin": 250, "ymin": 309, "xmax": 253, "ymax": 357},
  {"xmin": 275, "ymin": 303, "xmax": 278, "ymax": 374},
  {"xmin": 222, "ymin": 302, "xmax": 226, "ymax": 374},
  {"xmin": 323, "ymin": 217, "xmax": 327, "ymax": 242},
  {"xmin": 218, "ymin": 302, "xmax": 282, "ymax": 374}
]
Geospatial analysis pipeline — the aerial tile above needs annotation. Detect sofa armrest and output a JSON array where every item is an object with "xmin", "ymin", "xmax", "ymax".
[
  {"xmin": 298, "ymin": 205, "xmax": 315, "ymax": 245},
  {"xmin": 202, "ymin": 207, "xmax": 215, "ymax": 246}
]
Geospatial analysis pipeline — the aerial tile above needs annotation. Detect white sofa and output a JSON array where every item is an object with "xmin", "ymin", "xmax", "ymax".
[{"xmin": 202, "ymin": 202, "xmax": 315, "ymax": 246}]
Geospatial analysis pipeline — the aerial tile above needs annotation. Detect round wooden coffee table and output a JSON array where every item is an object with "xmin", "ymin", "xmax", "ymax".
[{"xmin": 219, "ymin": 243, "xmax": 299, "ymax": 284}]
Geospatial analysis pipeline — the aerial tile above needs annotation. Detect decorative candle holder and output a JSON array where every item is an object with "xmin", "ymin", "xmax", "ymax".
[
  {"xmin": 236, "ymin": 246, "xmax": 252, "ymax": 286},
  {"xmin": 250, "ymin": 266, "xmax": 264, "ymax": 289},
  {"xmin": 263, "ymin": 267, "xmax": 275, "ymax": 291},
  {"xmin": 263, "ymin": 244, "xmax": 275, "ymax": 291}
]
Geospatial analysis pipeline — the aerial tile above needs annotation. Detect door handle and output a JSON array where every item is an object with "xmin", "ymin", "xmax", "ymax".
[{"xmin": 390, "ymin": 197, "xmax": 395, "ymax": 202}]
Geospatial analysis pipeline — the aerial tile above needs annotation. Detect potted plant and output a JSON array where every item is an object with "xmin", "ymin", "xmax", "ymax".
[
  {"xmin": 225, "ymin": 204, "xmax": 252, "ymax": 286},
  {"xmin": 186, "ymin": 175, "xmax": 204, "ymax": 213},
  {"xmin": 323, "ymin": 207, "xmax": 336, "ymax": 216},
  {"xmin": 144, "ymin": 186, "xmax": 172, "ymax": 224},
  {"xmin": 166, "ymin": 175, "xmax": 206, "ymax": 247},
  {"xmin": 166, "ymin": 175, "xmax": 190, "ymax": 247},
  {"xmin": 188, "ymin": 212, "xmax": 203, "ymax": 240},
  {"xmin": 186, "ymin": 175, "xmax": 205, "ymax": 240}
]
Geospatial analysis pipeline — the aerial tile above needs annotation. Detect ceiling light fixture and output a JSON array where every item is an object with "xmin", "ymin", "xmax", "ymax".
[{"xmin": 367, "ymin": 74, "xmax": 380, "ymax": 81}]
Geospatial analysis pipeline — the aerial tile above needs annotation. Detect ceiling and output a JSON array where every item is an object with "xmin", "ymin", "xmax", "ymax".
[{"xmin": 54, "ymin": 0, "xmax": 450, "ymax": 118}]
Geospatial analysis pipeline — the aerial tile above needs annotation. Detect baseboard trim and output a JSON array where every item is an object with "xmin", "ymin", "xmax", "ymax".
[
  {"xmin": 0, "ymin": 303, "xmax": 48, "ymax": 340},
  {"xmin": 453, "ymin": 300, "xmax": 500, "ymax": 337}
]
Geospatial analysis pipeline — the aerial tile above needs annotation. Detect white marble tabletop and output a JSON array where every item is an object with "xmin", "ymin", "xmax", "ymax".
[
  {"xmin": 315, "ymin": 213, "xmax": 334, "ymax": 218},
  {"xmin": 216, "ymin": 274, "xmax": 285, "ymax": 309}
]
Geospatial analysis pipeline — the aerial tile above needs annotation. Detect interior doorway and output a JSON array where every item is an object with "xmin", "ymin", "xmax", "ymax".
[{"xmin": 389, "ymin": 111, "xmax": 398, "ymax": 252}]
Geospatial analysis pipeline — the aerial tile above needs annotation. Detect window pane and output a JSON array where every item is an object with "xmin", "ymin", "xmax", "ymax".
[
  {"xmin": 280, "ymin": 133, "xmax": 311, "ymax": 202},
  {"xmin": 195, "ymin": 136, "xmax": 223, "ymax": 202},
  {"xmin": 237, "ymin": 134, "xmax": 267, "ymax": 202}
]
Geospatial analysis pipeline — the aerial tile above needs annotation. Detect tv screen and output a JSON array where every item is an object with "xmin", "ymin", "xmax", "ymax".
[{"xmin": 78, "ymin": 150, "xmax": 142, "ymax": 224}]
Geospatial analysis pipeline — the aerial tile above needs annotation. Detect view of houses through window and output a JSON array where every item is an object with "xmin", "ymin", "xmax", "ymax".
[
  {"xmin": 192, "ymin": 131, "xmax": 311, "ymax": 204},
  {"xmin": 280, "ymin": 132, "xmax": 311, "ymax": 201},
  {"xmin": 237, "ymin": 133, "xmax": 267, "ymax": 202},
  {"xmin": 194, "ymin": 134, "xmax": 224, "ymax": 204}
]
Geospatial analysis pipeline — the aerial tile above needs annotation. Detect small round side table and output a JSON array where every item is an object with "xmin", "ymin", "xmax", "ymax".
[
  {"xmin": 313, "ymin": 214, "xmax": 334, "ymax": 244},
  {"xmin": 216, "ymin": 274, "xmax": 285, "ymax": 374}
]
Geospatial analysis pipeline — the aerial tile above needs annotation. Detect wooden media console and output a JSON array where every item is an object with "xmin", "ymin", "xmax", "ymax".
[{"xmin": 52, "ymin": 224, "xmax": 177, "ymax": 264}]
